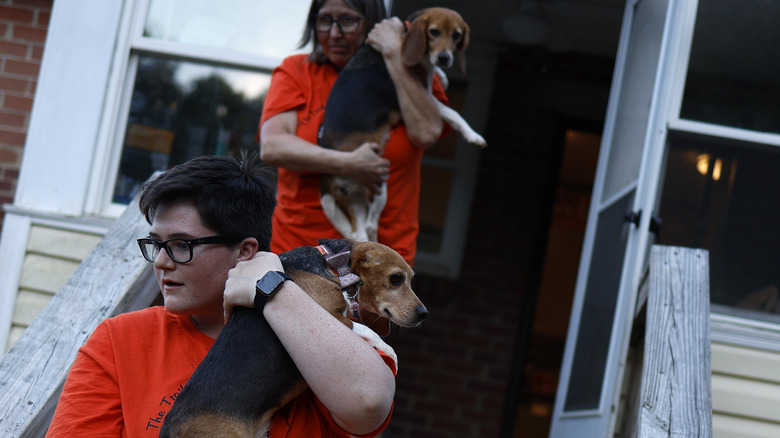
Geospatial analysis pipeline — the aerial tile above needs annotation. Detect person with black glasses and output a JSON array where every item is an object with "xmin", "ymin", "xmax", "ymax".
[
  {"xmin": 259, "ymin": 0, "xmax": 450, "ymax": 267},
  {"xmin": 47, "ymin": 153, "xmax": 397, "ymax": 437}
]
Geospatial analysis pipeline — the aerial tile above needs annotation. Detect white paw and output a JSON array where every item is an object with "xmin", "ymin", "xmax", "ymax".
[
  {"xmin": 352, "ymin": 322, "xmax": 398, "ymax": 372},
  {"xmin": 465, "ymin": 131, "xmax": 487, "ymax": 148}
]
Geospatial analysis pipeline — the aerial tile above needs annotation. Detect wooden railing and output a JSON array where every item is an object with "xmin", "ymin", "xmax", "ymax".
[
  {"xmin": 0, "ymin": 196, "xmax": 158, "ymax": 437},
  {"xmin": 621, "ymin": 245, "xmax": 712, "ymax": 437}
]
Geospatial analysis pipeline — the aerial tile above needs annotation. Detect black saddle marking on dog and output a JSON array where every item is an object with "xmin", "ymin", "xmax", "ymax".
[
  {"xmin": 159, "ymin": 307, "xmax": 299, "ymax": 437},
  {"xmin": 318, "ymin": 46, "xmax": 398, "ymax": 150}
]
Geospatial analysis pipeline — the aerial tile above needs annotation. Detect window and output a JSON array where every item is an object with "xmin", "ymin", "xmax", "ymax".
[
  {"xmin": 113, "ymin": 56, "xmax": 269, "ymax": 203},
  {"xmin": 659, "ymin": 136, "xmax": 780, "ymax": 322},
  {"xmin": 679, "ymin": 0, "xmax": 780, "ymax": 135},
  {"xmin": 108, "ymin": 0, "xmax": 310, "ymax": 207},
  {"xmin": 666, "ymin": 0, "xmax": 780, "ymax": 321}
]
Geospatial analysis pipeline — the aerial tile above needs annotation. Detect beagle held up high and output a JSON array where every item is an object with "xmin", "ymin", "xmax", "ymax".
[{"xmin": 318, "ymin": 7, "xmax": 486, "ymax": 242}]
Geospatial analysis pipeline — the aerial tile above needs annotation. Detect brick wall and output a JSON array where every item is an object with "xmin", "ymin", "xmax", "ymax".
[{"xmin": 0, "ymin": 0, "xmax": 52, "ymax": 227}]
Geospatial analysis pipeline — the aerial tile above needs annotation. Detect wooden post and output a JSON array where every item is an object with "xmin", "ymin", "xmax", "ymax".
[
  {"xmin": 637, "ymin": 245, "xmax": 712, "ymax": 437},
  {"xmin": 0, "ymin": 195, "xmax": 158, "ymax": 437}
]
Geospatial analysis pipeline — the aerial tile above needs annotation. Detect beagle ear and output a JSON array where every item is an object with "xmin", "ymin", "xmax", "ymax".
[
  {"xmin": 457, "ymin": 22, "xmax": 470, "ymax": 74},
  {"xmin": 359, "ymin": 308, "xmax": 391, "ymax": 337},
  {"xmin": 402, "ymin": 16, "xmax": 428, "ymax": 67}
]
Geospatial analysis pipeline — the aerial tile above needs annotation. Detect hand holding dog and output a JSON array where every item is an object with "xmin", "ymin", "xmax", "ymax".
[
  {"xmin": 366, "ymin": 17, "xmax": 404, "ymax": 59},
  {"xmin": 346, "ymin": 142, "xmax": 390, "ymax": 194},
  {"xmin": 223, "ymin": 251, "xmax": 283, "ymax": 322}
]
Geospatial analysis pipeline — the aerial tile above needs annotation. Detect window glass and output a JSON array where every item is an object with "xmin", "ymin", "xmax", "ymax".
[
  {"xmin": 563, "ymin": 191, "xmax": 633, "ymax": 411},
  {"xmin": 680, "ymin": 0, "xmax": 780, "ymax": 134},
  {"xmin": 113, "ymin": 55, "xmax": 270, "ymax": 203},
  {"xmin": 144, "ymin": 0, "xmax": 310, "ymax": 58},
  {"xmin": 417, "ymin": 81, "xmax": 464, "ymax": 254},
  {"xmin": 659, "ymin": 136, "xmax": 780, "ymax": 322}
]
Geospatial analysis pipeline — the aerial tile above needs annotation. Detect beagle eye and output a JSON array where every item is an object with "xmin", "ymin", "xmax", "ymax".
[
  {"xmin": 389, "ymin": 273, "xmax": 405, "ymax": 285},
  {"xmin": 429, "ymin": 28, "xmax": 441, "ymax": 38},
  {"xmin": 452, "ymin": 31, "xmax": 462, "ymax": 41}
]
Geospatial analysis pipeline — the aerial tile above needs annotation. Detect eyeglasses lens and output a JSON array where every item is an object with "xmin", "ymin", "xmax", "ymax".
[
  {"xmin": 138, "ymin": 239, "xmax": 192, "ymax": 263},
  {"xmin": 315, "ymin": 16, "xmax": 361, "ymax": 33}
]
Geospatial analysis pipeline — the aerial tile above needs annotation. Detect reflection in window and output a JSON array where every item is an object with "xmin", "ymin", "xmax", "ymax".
[
  {"xmin": 417, "ymin": 81, "xmax": 464, "ymax": 254},
  {"xmin": 113, "ymin": 55, "xmax": 270, "ymax": 203},
  {"xmin": 680, "ymin": 0, "xmax": 780, "ymax": 134},
  {"xmin": 144, "ymin": 0, "xmax": 310, "ymax": 59},
  {"xmin": 659, "ymin": 137, "xmax": 780, "ymax": 321}
]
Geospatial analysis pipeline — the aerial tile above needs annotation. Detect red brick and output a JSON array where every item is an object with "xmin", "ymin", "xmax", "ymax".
[
  {"xmin": 0, "ymin": 146, "xmax": 20, "ymax": 162},
  {"xmin": 3, "ymin": 94, "xmax": 32, "ymax": 111},
  {"xmin": 0, "ymin": 129, "xmax": 27, "ymax": 147},
  {"xmin": 0, "ymin": 22, "xmax": 7, "ymax": 36},
  {"xmin": 0, "ymin": 6, "xmax": 35, "ymax": 23},
  {"xmin": 16, "ymin": 0, "xmax": 53, "ymax": 10},
  {"xmin": 3, "ymin": 58, "xmax": 39, "ymax": 76},
  {"xmin": 37, "ymin": 10, "xmax": 51, "ymax": 26},
  {"xmin": 0, "ymin": 40, "xmax": 29, "ymax": 58},
  {"xmin": 12, "ymin": 24, "xmax": 47, "ymax": 43},
  {"xmin": 0, "ymin": 111, "xmax": 26, "ymax": 128},
  {"xmin": 0, "ymin": 74, "xmax": 29, "ymax": 93},
  {"xmin": 31, "ymin": 44, "xmax": 43, "ymax": 60}
]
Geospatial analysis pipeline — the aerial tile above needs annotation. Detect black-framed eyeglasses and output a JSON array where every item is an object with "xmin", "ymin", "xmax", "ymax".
[
  {"xmin": 137, "ymin": 236, "xmax": 242, "ymax": 264},
  {"xmin": 313, "ymin": 15, "xmax": 363, "ymax": 34}
]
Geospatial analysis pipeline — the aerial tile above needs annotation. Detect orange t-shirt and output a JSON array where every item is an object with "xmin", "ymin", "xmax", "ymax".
[
  {"xmin": 260, "ymin": 54, "xmax": 449, "ymax": 266},
  {"xmin": 46, "ymin": 306, "xmax": 394, "ymax": 437}
]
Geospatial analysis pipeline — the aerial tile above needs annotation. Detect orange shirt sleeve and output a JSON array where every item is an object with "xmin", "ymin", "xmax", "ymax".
[{"xmin": 47, "ymin": 322, "xmax": 125, "ymax": 437}]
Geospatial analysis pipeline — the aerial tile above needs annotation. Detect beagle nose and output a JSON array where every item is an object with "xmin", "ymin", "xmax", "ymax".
[
  {"xmin": 416, "ymin": 306, "xmax": 429, "ymax": 321},
  {"xmin": 436, "ymin": 52, "xmax": 452, "ymax": 67}
]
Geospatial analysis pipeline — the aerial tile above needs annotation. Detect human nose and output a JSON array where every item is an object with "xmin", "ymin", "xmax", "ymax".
[
  {"xmin": 153, "ymin": 245, "xmax": 176, "ymax": 270},
  {"xmin": 329, "ymin": 21, "xmax": 344, "ymax": 37}
]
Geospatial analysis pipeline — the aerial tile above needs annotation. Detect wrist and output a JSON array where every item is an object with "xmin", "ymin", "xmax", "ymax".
[{"xmin": 254, "ymin": 271, "xmax": 293, "ymax": 310}]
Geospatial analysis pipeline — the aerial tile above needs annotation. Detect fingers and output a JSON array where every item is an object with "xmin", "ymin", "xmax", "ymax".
[
  {"xmin": 223, "ymin": 252, "xmax": 284, "ymax": 323},
  {"xmin": 366, "ymin": 17, "xmax": 404, "ymax": 54}
]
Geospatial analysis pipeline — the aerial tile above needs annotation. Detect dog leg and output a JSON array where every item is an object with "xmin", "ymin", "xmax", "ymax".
[
  {"xmin": 322, "ymin": 191, "xmax": 368, "ymax": 241},
  {"xmin": 352, "ymin": 322, "xmax": 398, "ymax": 371},
  {"xmin": 433, "ymin": 66, "xmax": 449, "ymax": 90},
  {"xmin": 365, "ymin": 183, "xmax": 387, "ymax": 242},
  {"xmin": 437, "ymin": 101, "xmax": 487, "ymax": 147}
]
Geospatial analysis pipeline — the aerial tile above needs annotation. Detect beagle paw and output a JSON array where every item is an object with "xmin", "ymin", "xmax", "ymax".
[
  {"xmin": 352, "ymin": 322, "xmax": 398, "ymax": 371},
  {"xmin": 465, "ymin": 131, "xmax": 487, "ymax": 148}
]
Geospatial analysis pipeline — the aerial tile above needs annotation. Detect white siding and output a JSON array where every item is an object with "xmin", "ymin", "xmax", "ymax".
[
  {"xmin": 5, "ymin": 225, "xmax": 101, "ymax": 350},
  {"xmin": 712, "ymin": 342, "xmax": 780, "ymax": 437}
]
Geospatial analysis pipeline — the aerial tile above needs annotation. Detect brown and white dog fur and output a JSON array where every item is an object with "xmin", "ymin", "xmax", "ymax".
[
  {"xmin": 318, "ymin": 7, "xmax": 486, "ymax": 242},
  {"xmin": 160, "ymin": 239, "xmax": 427, "ymax": 437}
]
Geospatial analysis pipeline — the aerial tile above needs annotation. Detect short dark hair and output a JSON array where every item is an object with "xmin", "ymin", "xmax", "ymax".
[
  {"xmin": 138, "ymin": 151, "xmax": 276, "ymax": 252},
  {"xmin": 299, "ymin": 0, "xmax": 388, "ymax": 63}
]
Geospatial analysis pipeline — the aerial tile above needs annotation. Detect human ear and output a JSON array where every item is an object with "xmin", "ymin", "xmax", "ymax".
[{"xmin": 236, "ymin": 237, "xmax": 259, "ymax": 261}]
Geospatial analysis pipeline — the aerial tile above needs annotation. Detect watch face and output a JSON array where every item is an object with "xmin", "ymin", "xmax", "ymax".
[{"xmin": 257, "ymin": 271, "xmax": 285, "ymax": 297}]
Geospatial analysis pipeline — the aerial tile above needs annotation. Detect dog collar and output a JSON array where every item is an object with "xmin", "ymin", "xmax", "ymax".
[{"xmin": 316, "ymin": 244, "xmax": 362, "ymax": 312}]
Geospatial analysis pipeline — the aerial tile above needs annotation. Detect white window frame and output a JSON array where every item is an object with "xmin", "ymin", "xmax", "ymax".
[
  {"xmin": 663, "ymin": 0, "xmax": 780, "ymax": 350},
  {"xmin": 91, "ymin": 0, "xmax": 294, "ymax": 218}
]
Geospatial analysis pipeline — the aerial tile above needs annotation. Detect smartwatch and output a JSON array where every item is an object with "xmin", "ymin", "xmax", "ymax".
[{"xmin": 254, "ymin": 270, "xmax": 293, "ymax": 310}]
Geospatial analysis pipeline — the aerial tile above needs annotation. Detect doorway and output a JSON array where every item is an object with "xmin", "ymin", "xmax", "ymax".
[{"xmin": 512, "ymin": 129, "xmax": 601, "ymax": 437}]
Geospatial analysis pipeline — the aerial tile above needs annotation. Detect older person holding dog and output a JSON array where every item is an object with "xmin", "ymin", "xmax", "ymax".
[
  {"xmin": 259, "ymin": 0, "xmax": 450, "ymax": 266},
  {"xmin": 46, "ymin": 153, "xmax": 396, "ymax": 437}
]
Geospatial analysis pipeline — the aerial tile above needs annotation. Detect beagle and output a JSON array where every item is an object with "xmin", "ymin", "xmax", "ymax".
[
  {"xmin": 319, "ymin": 7, "xmax": 486, "ymax": 242},
  {"xmin": 160, "ymin": 239, "xmax": 427, "ymax": 437}
]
